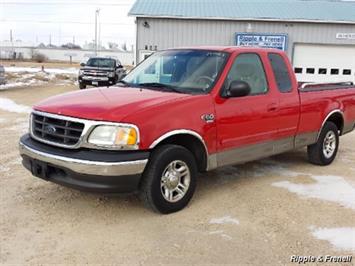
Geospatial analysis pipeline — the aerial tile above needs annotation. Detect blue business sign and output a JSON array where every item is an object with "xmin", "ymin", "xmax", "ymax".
[{"xmin": 236, "ymin": 33, "xmax": 288, "ymax": 51}]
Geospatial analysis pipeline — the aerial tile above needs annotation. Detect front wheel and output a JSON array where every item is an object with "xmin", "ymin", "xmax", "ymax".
[
  {"xmin": 139, "ymin": 145, "xmax": 197, "ymax": 214},
  {"xmin": 79, "ymin": 83, "xmax": 86, "ymax": 90},
  {"xmin": 307, "ymin": 121, "xmax": 339, "ymax": 165}
]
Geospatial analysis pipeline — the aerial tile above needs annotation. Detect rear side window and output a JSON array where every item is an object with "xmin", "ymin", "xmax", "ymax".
[{"xmin": 268, "ymin": 53, "xmax": 292, "ymax": 93}]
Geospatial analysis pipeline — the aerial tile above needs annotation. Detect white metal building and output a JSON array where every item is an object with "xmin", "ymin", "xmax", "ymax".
[{"xmin": 129, "ymin": 0, "xmax": 355, "ymax": 82}]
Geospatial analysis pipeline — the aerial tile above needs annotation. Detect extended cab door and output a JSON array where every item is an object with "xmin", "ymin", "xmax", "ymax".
[
  {"xmin": 267, "ymin": 52, "xmax": 300, "ymax": 152},
  {"xmin": 214, "ymin": 52, "xmax": 280, "ymax": 166}
]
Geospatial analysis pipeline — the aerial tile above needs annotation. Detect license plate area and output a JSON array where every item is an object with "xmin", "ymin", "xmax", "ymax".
[
  {"xmin": 92, "ymin": 81, "xmax": 99, "ymax": 86},
  {"xmin": 30, "ymin": 160, "xmax": 49, "ymax": 180}
]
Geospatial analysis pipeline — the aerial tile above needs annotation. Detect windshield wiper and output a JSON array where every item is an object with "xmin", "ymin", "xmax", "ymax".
[{"xmin": 136, "ymin": 82, "xmax": 184, "ymax": 94}]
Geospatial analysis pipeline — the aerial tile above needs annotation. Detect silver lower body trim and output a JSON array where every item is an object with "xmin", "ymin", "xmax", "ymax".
[
  {"xmin": 19, "ymin": 142, "xmax": 148, "ymax": 177},
  {"xmin": 342, "ymin": 121, "xmax": 355, "ymax": 135},
  {"xmin": 209, "ymin": 132, "xmax": 320, "ymax": 169}
]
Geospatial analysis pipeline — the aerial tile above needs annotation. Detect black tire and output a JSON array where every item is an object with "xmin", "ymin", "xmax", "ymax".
[
  {"xmin": 139, "ymin": 145, "xmax": 197, "ymax": 214},
  {"xmin": 79, "ymin": 83, "xmax": 86, "ymax": 90},
  {"xmin": 307, "ymin": 121, "xmax": 339, "ymax": 165}
]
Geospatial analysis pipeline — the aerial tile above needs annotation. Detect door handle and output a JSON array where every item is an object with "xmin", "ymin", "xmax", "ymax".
[{"xmin": 267, "ymin": 103, "xmax": 278, "ymax": 112}]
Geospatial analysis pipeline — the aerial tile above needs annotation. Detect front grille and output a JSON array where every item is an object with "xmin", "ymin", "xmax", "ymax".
[
  {"xmin": 32, "ymin": 113, "xmax": 84, "ymax": 146},
  {"xmin": 83, "ymin": 70, "xmax": 108, "ymax": 77}
]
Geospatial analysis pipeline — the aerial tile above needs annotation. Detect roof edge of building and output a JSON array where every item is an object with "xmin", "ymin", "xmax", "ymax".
[{"xmin": 128, "ymin": 14, "xmax": 355, "ymax": 25}]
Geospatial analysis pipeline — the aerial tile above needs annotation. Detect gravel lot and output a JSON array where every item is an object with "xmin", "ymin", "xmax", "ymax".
[{"xmin": 1, "ymin": 82, "xmax": 354, "ymax": 265}]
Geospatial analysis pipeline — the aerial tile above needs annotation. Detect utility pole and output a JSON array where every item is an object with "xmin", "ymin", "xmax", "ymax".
[
  {"xmin": 95, "ymin": 8, "xmax": 100, "ymax": 55},
  {"xmin": 49, "ymin": 34, "xmax": 52, "ymax": 46},
  {"xmin": 73, "ymin": 36, "xmax": 75, "ymax": 45},
  {"xmin": 98, "ymin": 20, "xmax": 101, "ymax": 51},
  {"xmin": 10, "ymin": 29, "xmax": 14, "ymax": 59}
]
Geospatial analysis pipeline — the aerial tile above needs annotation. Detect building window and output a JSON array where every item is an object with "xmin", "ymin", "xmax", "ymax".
[
  {"xmin": 294, "ymin": 67, "xmax": 302, "ymax": 74},
  {"xmin": 343, "ymin": 69, "xmax": 351, "ymax": 75},
  {"xmin": 268, "ymin": 53, "xmax": 292, "ymax": 93},
  {"xmin": 331, "ymin": 69, "xmax": 339, "ymax": 75},
  {"xmin": 318, "ymin": 68, "xmax": 327, "ymax": 74},
  {"xmin": 306, "ymin": 68, "xmax": 315, "ymax": 74}
]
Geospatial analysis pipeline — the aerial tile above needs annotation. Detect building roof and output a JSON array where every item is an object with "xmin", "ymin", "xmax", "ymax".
[{"xmin": 129, "ymin": 0, "xmax": 355, "ymax": 24}]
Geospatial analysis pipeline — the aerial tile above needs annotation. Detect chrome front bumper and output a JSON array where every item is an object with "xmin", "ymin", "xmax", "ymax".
[{"xmin": 19, "ymin": 141, "xmax": 148, "ymax": 177}]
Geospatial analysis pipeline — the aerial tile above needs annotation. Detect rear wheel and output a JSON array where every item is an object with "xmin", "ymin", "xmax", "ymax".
[
  {"xmin": 307, "ymin": 121, "xmax": 339, "ymax": 165},
  {"xmin": 139, "ymin": 145, "xmax": 197, "ymax": 214}
]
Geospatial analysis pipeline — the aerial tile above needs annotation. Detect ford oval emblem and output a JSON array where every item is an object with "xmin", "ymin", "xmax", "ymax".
[{"xmin": 43, "ymin": 125, "xmax": 56, "ymax": 134}]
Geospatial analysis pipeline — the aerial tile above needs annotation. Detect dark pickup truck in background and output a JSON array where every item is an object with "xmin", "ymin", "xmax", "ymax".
[{"xmin": 78, "ymin": 57, "xmax": 126, "ymax": 89}]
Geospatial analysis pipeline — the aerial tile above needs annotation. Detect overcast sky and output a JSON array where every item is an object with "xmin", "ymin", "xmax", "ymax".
[
  {"xmin": 0, "ymin": 0, "xmax": 136, "ymax": 47},
  {"xmin": 1, "ymin": 0, "xmax": 354, "ymax": 47}
]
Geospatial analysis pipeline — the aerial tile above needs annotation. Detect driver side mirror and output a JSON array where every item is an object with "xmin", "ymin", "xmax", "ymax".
[
  {"xmin": 80, "ymin": 62, "xmax": 85, "ymax": 67},
  {"xmin": 226, "ymin": 80, "xmax": 251, "ymax": 98},
  {"xmin": 117, "ymin": 65, "xmax": 123, "ymax": 69}
]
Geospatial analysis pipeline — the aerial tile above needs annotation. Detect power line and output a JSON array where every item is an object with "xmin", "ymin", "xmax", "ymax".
[
  {"xmin": 1, "ymin": 2, "xmax": 133, "ymax": 6},
  {"xmin": 0, "ymin": 19, "xmax": 134, "ymax": 25}
]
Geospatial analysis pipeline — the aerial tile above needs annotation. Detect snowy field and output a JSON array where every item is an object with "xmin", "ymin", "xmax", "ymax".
[{"xmin": 0, "ymin": 66, "xmax": 78, "ymax": 90}]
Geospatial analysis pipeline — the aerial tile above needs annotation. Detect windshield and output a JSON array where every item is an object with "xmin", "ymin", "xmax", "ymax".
[
  {"xmin": 86, "ymin": 58, "xmax": 115, "ymax": 68},
  {"xmin": 122, "ymin": 50, "xmax": 229, "ymax": 94}
]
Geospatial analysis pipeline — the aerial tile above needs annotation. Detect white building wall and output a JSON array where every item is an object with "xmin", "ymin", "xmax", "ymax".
[
  {"xmin": 0, "ymin": 46, "xmax": 134, "ymax": 66},
  {"xmin": 136, "ymin": 18, "xmax": 355, "ymax": 62}
]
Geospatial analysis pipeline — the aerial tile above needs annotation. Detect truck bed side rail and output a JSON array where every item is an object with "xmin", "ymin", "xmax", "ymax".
[{"xmin": 299, "ymin": 82, "xmax": 354, "ymax": 92}]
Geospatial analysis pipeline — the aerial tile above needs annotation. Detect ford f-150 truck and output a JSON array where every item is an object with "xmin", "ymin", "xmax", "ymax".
[{"xmin": 19, "ymin": 47, "xmax": 355, "ymax": 214}]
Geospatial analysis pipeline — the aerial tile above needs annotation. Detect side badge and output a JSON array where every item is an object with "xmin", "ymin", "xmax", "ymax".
[{"xmin": 201, "ymin": 114, "xmax": 215, "ymax": 123}]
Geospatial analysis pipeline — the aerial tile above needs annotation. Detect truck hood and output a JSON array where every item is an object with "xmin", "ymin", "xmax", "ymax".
[{"xmin": 33, "ymin": 86, "xmax": 191, "ymax": 122}]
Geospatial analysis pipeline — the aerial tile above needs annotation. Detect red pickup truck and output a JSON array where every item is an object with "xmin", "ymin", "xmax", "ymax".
[{"xmin": 19, "ymin": 47, "xmax": 355, "ymax": 213}]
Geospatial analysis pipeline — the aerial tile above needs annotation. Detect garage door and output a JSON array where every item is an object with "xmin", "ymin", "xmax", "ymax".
[{"xmin": 293, "ymin": 44, "xmax": 355, "ymax": 83}]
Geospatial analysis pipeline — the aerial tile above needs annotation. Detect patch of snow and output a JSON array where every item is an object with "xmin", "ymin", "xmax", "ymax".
[
  {"xmin": 1, "ymin": 69, "xmax": 76, "ymax": 90},
  {"xmin": 215, "ymin": 159, "xmax": 302, "ymax": 185},
  {"xmin": 208, "ymin": 230, "xmax": 233, "ymax": 240},
  {"xmin": 6, "ymin": 118, "xmax": 29, "ymax": 134},
  {"xmin": 5, "ymin": 66, "xmax": 78, "ymax": 75},
  {"xmin": 272, "ymin": 175, "xmax": 355, "ymax": 210},
  {"xmin": 210, "ymin": 216, "xmax": 240, "ymax": 225},
  {"xmin": 310, "ymin": 227, "xmax": 355, "ymax": 251},
  {"xmin": 0, "ymin": 97, "xmax": 31, "ymax": 114},
  {"xmin": 208, "ymin": 230, "xmax": 225, "ymax": 235},
  {"xmin": 0, "ymin": 80, "xmax": 40, "ymax": 90},
  {"xmin": 0, "ymin": 164, "xmax": 10, "ymax": 172},
  {"xmin": 220, "ymin": 233, "xmax": 233, "ymax": 240}
]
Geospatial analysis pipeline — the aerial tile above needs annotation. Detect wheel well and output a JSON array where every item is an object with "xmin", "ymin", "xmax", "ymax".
[
  {"xmin": 152, "ymin": 134, "xmax": 208, "ymax": 172},
  {"xmin": 325, "ymin": 112, "xmax": 344, "ymax": 134}
]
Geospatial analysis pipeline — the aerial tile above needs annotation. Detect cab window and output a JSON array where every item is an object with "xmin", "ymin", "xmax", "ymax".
[
  {"xmin": 268, "ymin": 53, "xmax": 292, "ymax": 93},
  {"xmin": 224, "ymin": 53, "xmax": 268, "ymax": 95}
]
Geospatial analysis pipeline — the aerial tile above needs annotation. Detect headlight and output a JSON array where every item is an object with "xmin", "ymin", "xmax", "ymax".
[
  {"xmin": 79, "ymin": 70, "xmax": 84, "ymax": 75},
  {"xmin": 88, "ymin": 125, "xmax": 138, "ymax": 149},
  {"xmin": 108, "ymin": 72, "xmax": 115, "ymax": 77}
]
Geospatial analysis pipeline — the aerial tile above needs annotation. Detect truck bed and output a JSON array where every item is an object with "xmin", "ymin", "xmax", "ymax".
[{"xmin": 298, "ymin": 82, "xmax": 355, "ymax": 138}]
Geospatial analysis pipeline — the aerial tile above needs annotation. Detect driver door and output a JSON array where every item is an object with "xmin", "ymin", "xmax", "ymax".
[{"xmin": 215, "ymin": 52, "xmax": 280, "ymax": 166}]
